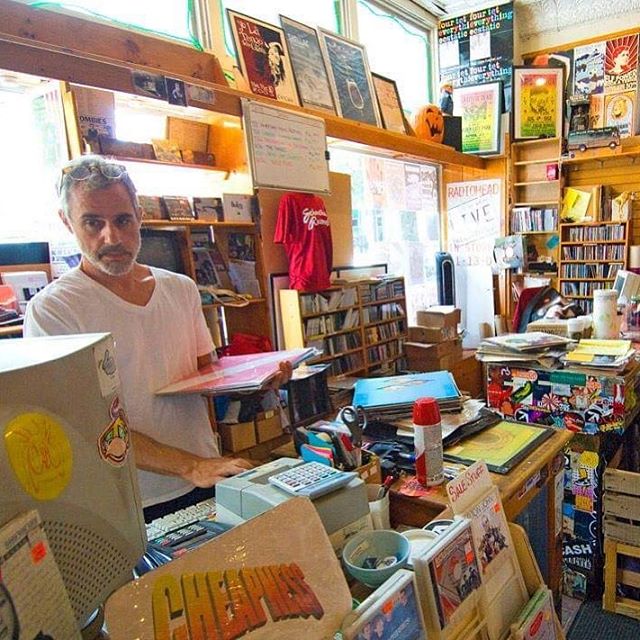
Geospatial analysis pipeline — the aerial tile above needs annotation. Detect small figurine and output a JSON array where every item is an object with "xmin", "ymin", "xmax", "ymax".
[{"xmin": 439, "ymin": 82, "xmax": 454, "ymax": 116}]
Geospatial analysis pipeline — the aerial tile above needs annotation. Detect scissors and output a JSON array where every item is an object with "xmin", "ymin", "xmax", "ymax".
[{"xmin": 337, "ymin": 405, "xmax": 367, "ymax": 450}]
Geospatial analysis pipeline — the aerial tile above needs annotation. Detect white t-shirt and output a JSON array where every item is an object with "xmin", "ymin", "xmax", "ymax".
[{"xmin": 24, "ymin": 266, "xmax": 218, "ymax": 507}]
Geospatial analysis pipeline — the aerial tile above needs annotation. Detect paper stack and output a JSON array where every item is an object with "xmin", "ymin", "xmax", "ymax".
[
  {"xmin": 476, "ymin": 332, "xmax": 574, "ymax": 368},
  {"xmin": 562, "ymin": 338, "xmax": 636, "ymax": 373}
]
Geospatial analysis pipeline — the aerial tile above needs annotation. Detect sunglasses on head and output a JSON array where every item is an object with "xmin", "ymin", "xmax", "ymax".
[{"xmin": 58, "ymin": 162, "xmax": 128, "ymax": 194}]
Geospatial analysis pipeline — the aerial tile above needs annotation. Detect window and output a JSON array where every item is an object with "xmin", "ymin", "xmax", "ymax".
[
  {"xmin": 23, "ymin": 0, "xmax": 199, "ymax": 47},
  {"xmin": 330, "ymin": 149, "xmax": 441, "ymax": 322},
  {"xmin": 355, "ymin": 0, "xmax": 433, "ymax": 118},
  {"xmin": 218, "ymin": 0, "xmax": 341, "ymax": 57}
]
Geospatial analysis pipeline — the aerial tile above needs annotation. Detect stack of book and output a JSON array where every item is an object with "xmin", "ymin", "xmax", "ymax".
[
  {"xmin": 562, "ymin": 338, "xmax": 637, "ymax": 373},
  {"xmin": 476, "ymin": 332, "xmax": 574, "ymax": 369}
]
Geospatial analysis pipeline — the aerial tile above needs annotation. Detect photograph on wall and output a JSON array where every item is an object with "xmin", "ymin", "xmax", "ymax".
[
  {"xmin": 604, "ymin": 35, "xmax": 639, "ymax": 93},
  {"xmin": 513, "ymin": 66, "xmax": 564, "ymax": 140},
  {"xmin": 453, "ymin": 81, "xmax": 502, "ymax": 155},
  {"xmin": 438, "ymin": 2, "xmax": 514, "ymax": 110},
  {"xmin": 372, "ymin": 73, "xmax": 408, "ymax": 134},
  {"xmin": 574, "ymin": 42, "xmax": 605, "ymax": 95},
  {"xmin": 319, "ymin": 28, "xmax": 381, "ymax": 127},
  {"xmin": 605, "ymin": 91, "xmax": 636, "ymax": 137},
  {"xmin": 227, "ymin": 10, "xmax": 299, "ymax": 106},
  {"xmin": 280, "ymin": 16, "xmax": 335, "ymax": 113}
]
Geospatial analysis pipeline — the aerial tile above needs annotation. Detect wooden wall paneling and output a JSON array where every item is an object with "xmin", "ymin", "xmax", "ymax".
[
  {"xmin": 207, "ymin": 123, "xmax": 246, "ymax": 172},
  {"xmin": 0, "ymin": 0, "xmax": 226, "ymax": 83}
]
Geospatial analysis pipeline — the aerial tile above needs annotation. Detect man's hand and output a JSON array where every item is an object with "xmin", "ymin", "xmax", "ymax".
[
  {"xmin": 188, "ymin": 456, "xmax": 253, "ymax": 488},
  {"xmin": 265, "ymin": 360, "xmax": 293, "ymax": 390}
]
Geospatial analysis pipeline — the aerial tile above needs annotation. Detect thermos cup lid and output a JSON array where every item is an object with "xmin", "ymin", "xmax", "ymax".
[{"xmin": 413, "ymin": 397, "xmax": 441, "ymax": 426}]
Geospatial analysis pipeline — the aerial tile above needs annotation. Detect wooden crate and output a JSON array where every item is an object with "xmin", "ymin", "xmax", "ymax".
[
  {"xmin": 604, "ymin": 468, "xmax": 640, "ymax": 546},
  {"xmin": 603, "ymin": 468, "xmax": 640, "ymax": 619},
  {"xmin": 603, "ymin": 538, "xmax": 640, "ymax": 620}
]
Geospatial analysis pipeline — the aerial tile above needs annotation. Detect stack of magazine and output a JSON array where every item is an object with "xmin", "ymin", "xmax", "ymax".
[
  {"xmin": 561, "ymin": 338, "xmax": 637, "ymax": 373},
  {"xmin": 476, "ymin": 332, "xmax": 574, "ymax": 368},
  {"xmin": 353, "ymin": 371, "xmax": 463, "ymax": 420}
]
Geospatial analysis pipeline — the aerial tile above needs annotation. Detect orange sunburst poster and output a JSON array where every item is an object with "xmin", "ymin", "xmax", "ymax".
[{"xmin": 604, "ymin": 35, "xmax": 638, "ymax": 93}]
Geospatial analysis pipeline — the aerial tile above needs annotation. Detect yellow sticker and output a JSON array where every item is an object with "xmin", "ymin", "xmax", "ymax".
[
  {"xmin": 4, "ymin": 412, "xmax": 73, "ymax": 500},
  {"xmin": 579, "ymin": 451, "xmax": 598, "ymax": 469}
]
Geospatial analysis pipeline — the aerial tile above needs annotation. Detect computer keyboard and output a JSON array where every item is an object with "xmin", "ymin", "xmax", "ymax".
[{"xmin": 145, "ymin": 498, "xmax": 217, "ymax": 540}]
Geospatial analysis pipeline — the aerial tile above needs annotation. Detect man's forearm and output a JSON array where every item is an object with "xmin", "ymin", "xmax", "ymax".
[
  {"xmin": 130, "ymin": 430, "xmax": 252, "ymax": 488},
  {"xmin": 130, "ymin": 430, "xmax": 200, "ymax": 481}
]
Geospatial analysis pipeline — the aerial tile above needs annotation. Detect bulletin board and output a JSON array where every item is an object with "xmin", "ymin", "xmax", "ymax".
[
  {"xmin": 242, "ymin": 99, "xmax": 330, "ymax": 194},
  {"xmin": 438, "ymin": 2, "xmax": 514, "ymax": 110}
]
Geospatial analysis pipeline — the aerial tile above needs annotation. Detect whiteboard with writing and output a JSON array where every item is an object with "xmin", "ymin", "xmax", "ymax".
[{"xmin": 242, "ymin": 99, "xmax": 330, "ymax": 194}]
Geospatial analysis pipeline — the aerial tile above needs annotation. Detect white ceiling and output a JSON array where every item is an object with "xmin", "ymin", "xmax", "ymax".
[{"xmin": 438, "ymin": 0, "xmax": 640, "ymax": 41}]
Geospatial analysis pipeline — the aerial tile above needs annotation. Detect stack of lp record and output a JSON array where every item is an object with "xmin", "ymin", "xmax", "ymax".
[{"xmin": 405, "ymin": 306, "xmax": 462, "ymax": 372}]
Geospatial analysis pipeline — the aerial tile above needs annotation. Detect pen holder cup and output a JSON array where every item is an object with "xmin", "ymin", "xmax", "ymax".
[{"xmin": 366, "ymin": 484, "xmax": 391, "ymax": 530}]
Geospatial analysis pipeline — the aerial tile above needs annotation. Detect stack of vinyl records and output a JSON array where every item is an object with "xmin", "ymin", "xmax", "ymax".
[
  {"xmin": 353, "ymin": 371, "xmax": 463, "ymax": 421},
  {"xmin": 476, "ymin": 332, "xmax": 574, "ymax": 369}
]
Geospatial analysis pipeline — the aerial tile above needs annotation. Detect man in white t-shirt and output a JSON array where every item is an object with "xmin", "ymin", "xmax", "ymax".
[{"xmin": 24, "ymin": 155, "xmax": 291, "ymax": 521}]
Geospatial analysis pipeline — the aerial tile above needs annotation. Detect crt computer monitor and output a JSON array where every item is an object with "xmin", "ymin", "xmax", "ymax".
[
  {"xmin": 138, "ymin": 228, "xmax": 189, "ymax": 276},
  {"xmin": 0, "ymin": 333, "xmax": 146, "ymax": 626}
]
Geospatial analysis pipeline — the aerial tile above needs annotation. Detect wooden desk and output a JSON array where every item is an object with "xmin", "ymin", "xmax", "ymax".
[
  {"xmin": 389, "ymin": 428, "xmax": 573, "ymax": 610},
  {"xmin": 0, "ymin": 323, "xmax": 22, "ymax": 338}
]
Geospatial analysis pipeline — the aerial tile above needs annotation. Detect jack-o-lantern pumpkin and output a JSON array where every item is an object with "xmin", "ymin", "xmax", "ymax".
[{"xmin": 413, "ymin": 104, "xmax": 444, "ymax": 143}]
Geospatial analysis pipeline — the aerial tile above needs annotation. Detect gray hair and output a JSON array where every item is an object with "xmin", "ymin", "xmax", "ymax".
[{"xmin": 58, "ymin": 155, "xmax": 139, "ymax": 220}]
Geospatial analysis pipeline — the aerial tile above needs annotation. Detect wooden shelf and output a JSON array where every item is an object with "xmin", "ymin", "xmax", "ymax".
[
  {"xmin": 114, "ymin": 155, "xmax": 230, "ymax": 173},
  {"xmin": 514, "ymin": 180, "xmax": 560, "ymax": 186},
  {"xmin": 310, "ymin": 347, "xmax": 362, "ymax": 363},
  {"xmin": 562, "ymin": 240, "xmax": 625, "ymax": 245},
  {"xmin": 559, "ymin": 278, "xmax": 616, "ymax": 282},
  {"xmin": 561, "ymin": 259, "xmax": 624, "ymax": 264},
  {"xmin": 559, "ymin": 220, "xmax": 627, "ymax": 226},
  {"xmin": 142, "ymin": 220, "xmax": 255, "ymax": 229},
  {"xmin": 514, "ymin": 200, "xmax": 560, "ymax": 206},
  {"xmin": 513, "ymin": 158, "xmax": 559, "ymax": 166},
  {"xmin": 365, "ymin": 334, "xmax": 407, "ymax": 348},
  {"xmin": 305, "ymin": 325, "xmax": 362, "ymax": 341},
  {"xmin": 301, "ymin": 304, "xmax": 359, "ymax": 320},
  {"xmin": 519, "ymin": 230, "xmax": 558, "ymax": 235},
  {"xmin": 361, "ymin": 295, "xmax": 406, "ymax": 307},
  {"xmin": 365, "ymin": 316, "xmax": 406, "ymax": 328},
  {"xmin": 513, "ymin": 137, "xmax": 562, "ymax": 146}
]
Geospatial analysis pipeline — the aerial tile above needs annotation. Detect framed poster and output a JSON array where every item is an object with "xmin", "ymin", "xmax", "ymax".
[
  {"xmin": 454, "ymin": 81, "xmax": 502, "ymax": 155},
  {"xmin": 280, "ymin": 15, "xmax": 335, "ymax": 114},
  {"xmin": 513, "ymin": 66, "xmax": 564, "ymax": 140},
  {"xmin": 371, "ymin": 73, "xmax": 407, "ymax": 134},
  {"xmin": 318, "ymin": 28, "xmax": 381, "ymax": 127},
  {"xmin": 227, "ymin": 10, "xmax": 299, "ymax": 106},
  {"xmin": 438, "ymin": 3, "xmax": 514, "ymax": 110}
]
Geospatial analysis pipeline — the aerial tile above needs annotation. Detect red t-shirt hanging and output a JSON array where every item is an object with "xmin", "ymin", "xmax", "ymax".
[{"xmin": 274, "ymin": 192, "xmax": 333, "ymax": 292}]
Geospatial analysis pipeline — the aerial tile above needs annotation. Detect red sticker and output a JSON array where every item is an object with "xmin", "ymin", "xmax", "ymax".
[{"xmin": 31, "ymin": 541, "xmax": 47, "ymax": 563}]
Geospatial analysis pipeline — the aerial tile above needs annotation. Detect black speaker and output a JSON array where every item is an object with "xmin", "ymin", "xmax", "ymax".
[
  {"xmin": 436, "ymin": 251, "xmax": 455, "ymax": 306},
  {"xmin": 443, "ymin": 115, "xmax": 462, "ymax": 151}
]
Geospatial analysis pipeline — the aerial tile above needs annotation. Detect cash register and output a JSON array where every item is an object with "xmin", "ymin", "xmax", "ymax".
[{"xmin": 216, "ymin": 458, "xmax": 372, "ymax": 551}]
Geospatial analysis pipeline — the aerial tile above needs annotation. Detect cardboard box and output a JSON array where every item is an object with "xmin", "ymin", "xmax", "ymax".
[
  {"xmin": 408, "ymin": 325, "xmax": 457, "ymax": 343},
  {"xmin": 254, "ymin": 410, "xmax": 283, "ymax": 443},
  {"xmin": 219, "ymin": 420, "xmax": 256, "ymax": 453},
  {"xmin": 404, "ymin": 340, "xmax": 463, "ymax": 371},
  {"xmin": 415, "ymin": 306, "xmax": 461, "ymax": 329},
  {"xmin": 356, "ymin": 452, "xmax": 382, "ymax": 485}
]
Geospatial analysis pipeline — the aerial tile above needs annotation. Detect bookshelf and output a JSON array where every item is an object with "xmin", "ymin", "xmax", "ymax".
[
  {"xmin": 510, "ymin": 138, "xmax": 563, "ymax": 282},
  {"xmin": 280, "ymin": 277, "xmax": 407, "ymax": 379},
  {"xmin": 558, "ymin": 221, "xmax": 629, "ymax": 314}
]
